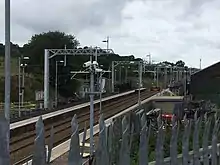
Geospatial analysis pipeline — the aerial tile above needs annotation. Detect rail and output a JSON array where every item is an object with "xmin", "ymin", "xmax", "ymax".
[
  {"xmin": 10, "ymin": 88, "xmax": 146, "ymax": 127},
  {"xmin": 9, "ymin": 90, "xmax": 156, "ymax": 164},
  {"xmin": 5, "ymin": 106, "xmax": 218, "ymax": 165}
]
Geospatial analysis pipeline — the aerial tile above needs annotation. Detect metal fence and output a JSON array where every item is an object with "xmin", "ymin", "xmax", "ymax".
[{"xmin": 0, "ymin": 110, "xmax": 220, "ymax": 165}]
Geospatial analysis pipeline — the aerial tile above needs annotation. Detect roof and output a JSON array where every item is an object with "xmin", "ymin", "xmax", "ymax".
[
  {"xmin": 190, "ymin": 61, "xmax": 220, "ymax": 95},
  {"xmin": 191, "ymin": 61, "xmax": 220, "ymax": 79}
]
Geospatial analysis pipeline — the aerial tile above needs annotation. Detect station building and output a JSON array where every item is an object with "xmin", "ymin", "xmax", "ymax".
[{"xmin": 190, "ymin": 61, "xmax": 220, "ymax": 106}]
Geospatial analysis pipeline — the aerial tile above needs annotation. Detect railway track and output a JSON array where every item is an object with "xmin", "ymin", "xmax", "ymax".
[
  {"xmin": 10, "ymin": 90, "xmax": 132, "ymax": 123},
  {"xmin": 10, "ymin": 89, "xmax": 158, "ymax": 164}
]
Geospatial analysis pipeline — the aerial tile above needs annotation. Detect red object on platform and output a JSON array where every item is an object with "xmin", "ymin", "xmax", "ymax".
[{"xmin": 162, "ymin": 114, "xmax": 173, "ymax": 119}]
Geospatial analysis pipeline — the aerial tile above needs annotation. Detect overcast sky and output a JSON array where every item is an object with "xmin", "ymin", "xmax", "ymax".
[{"xmin": 0, "ymin": 0, "xmax": 220, "ymax": 68}]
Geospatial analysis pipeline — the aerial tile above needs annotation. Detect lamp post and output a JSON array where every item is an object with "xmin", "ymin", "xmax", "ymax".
[
  {"xmin": 138, "ymin": 61, "xmax": 143, "ymax": 106},
  {"xmin": 156, "ymin": 67, "xmax": 159, "ymax": 87},
  {"xmin": 55, "ymin": 60, "xmax": 64, "ymax": 107},
  {"xmin": 146, "ymin": 53, "xmax": 151, "ymax": 64},
  {"xmin": 18, "ymin": 57, "xmax": 21, "ymax": 115},
  {"xmin": 102, "ymin": 36, "xmax": 109, "ymax": 50},
  {"xmin": 99, "ymin": 70, "xmax": 107, "ymax": 114},
  {"xmin": 21, "ymin": 63, "xmax": 27, "ymax": 108},
  {"xmin": 18, "ymin": 56, "xmax": 29, "ymax": 114},
  {"xmin": 4, "ymin": 0, "xmax": 11, "ymax": 163},
  {"xmin": 89, "ymin": 55, "xmax": 95, "ymax": 157}
]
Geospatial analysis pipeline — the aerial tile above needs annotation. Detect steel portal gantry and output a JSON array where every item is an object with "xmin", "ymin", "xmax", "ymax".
[
  {"xmin": 111, "ymin": 61, "xmax": 143, "ymax": 95},
  {"xmin": 44, "ymin": 48, "xmax": 114, "ymax": 109}
]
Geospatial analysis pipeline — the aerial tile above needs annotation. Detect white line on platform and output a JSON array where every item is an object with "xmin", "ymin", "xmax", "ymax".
[{"xmin": 12, "ymin": 88, "xmax": 146, "ymax": 130}]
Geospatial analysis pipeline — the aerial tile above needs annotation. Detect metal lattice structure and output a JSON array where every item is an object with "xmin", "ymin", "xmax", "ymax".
[
  {"xmin": 44, "ymin": 48, "xmax": 114, "ymax": 109},
  {"xmin": 70, "ymin": 70, "xmax": 111, "ymax": 79},
  {"xmin": 48, "ymin": 48, "xmax": 114, "ymax": 59},
  {"xmin": 111, "ymin": 60, "xmax": 143, "ymax": 93},
  {"xmin": 44, "ymin": 48, "xmax": 114, "ymax": 157},
  {"xmin": 154, "ymin": 65, "xmax": 198, "ymax": 90}
]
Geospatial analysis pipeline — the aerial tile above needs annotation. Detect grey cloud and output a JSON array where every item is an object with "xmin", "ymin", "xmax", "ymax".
[
  {"xmin": 0, "ymin": 0, "xmax": 220, "ymax": 67},
  {"xmin": 123, "ymin": 16, "xmax": 134, "ymax": 20},
  {"xmin": 189, "ymin": 0, "xmax": 213, "ymax": 9},
  {"xmin": 12, "ymin": 0, "xmax": 143, "ymax": 35},
  {"xmin": 182, "ymin": 0, "xmax": 215, "ymax": 19}
]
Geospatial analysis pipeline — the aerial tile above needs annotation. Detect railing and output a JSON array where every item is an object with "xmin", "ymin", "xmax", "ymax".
[{"xmin": 0, "ymin": 109, "xmax": 219, "ymax": 164}]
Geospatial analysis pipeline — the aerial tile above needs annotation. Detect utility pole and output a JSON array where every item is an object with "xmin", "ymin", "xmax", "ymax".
[
  {"xmin": 21, "ymin": 64, "xmax": 25, "ymax": 108},
  {"xmin": 5, "ymin": 0, "xmax": 10, "ymax": 120},
  {"xmin": 107, "ymin": 36, "xmax": 109, "ymax": 50},
  {"xmin": 200, "ymin": 58, "xmax": 202, "ymax": 70},
  {"xmin": 55, "ymin": 61, "xmax": 64, "ymax": 107},
  {"xmin": 184, "ymin": 70, "xmax": 187, "ymax": 97},
  {"xmin": 64, "ymin": 45, "xmax": 67, "ymax": 66},
  {"xmin": 99, "ymin": 72, "xmax": 104, "ymax": 114},
  {"xmin": 89, "ymin": 53, "xmax": 95, "ymax": 157},
  {"xmin": 164, "ymin": 67, "xmax": 167, "ymax": 88},
  {"xmin": 138, "ymin": 61, "xmax": 142, "ymax": 106},
  {"xmin": 119, "ymin": 66, "xmax": 122, "ymax": 84},
  {"xmin": 125, "ymin": 67, "xmax": 128, "ymax": 82},
  {"xmin": 18, "ymin": 57, "xmax": 21, "ymax": 117},
  {"xmin": 4, "ymin": 0, "xmax": 11, "ymax": 163},
  {"xmin": 111, "ymin": 61, "xmax": 115, "ymax": 93},
  {"xmin": 70, "ymin": 69, "xmax": 109, "ymax": 114},
  {"xmin": 20, "ymin": 57, "xmax": 29, "ymax": 109},
  {"xmin": 146, "ymin": 53, "xmax": 151, "ymax": 64},
  {"xmin": 156, "ymin": 67, "xmax": 159, "ymax": 87},
  {"xmin": 102, "ymin": 36, "xmax": 109, "ymax": 50},
  {"xmin": 55, "ymin": 61, "xmax": 58, "ymax": 107}
]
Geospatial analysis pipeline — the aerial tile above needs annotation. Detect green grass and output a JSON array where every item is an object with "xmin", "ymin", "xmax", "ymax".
[
  {"xmin": 0, "ymin": 57, "xmax": 19, "ymax": 76},
  {"xmin": 0, "ymin": 57, "xmax": 45, "ymax": 102}
]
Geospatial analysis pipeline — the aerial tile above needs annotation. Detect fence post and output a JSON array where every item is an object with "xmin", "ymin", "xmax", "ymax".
[
  {"xmin": 32, "ymin": 116, "xmax": 46, "ymax": 165},
  {"xmin": 68, "ymin": 115, "xmax": 82, "ymax": 165},
  {"xmin": 139, "ymin": 114, "xmax": 148, "ymax": 165},
  {"xmin": 170, "ymin": 115, "xmax": 178, "ymax": 165},
  {"xmin": 211, "ymin": 114, "xmax": 220, "ymax": 165},
  {"xmin": 119, "ymin": 116, "xmax": 130, "ymax": 165},
  {"xmin": 0, "ymin": 116, "xmax": 10, "ymax": 165},
  {"xmin": 155, "ymin": 114, "xmax": 165, "ymax": 165},
  {"xmin": 193, "ymin": 112, "xmax": 201, "ymax": 165},
  {"xmin": 81, "ymin": 122, "xmax": 87, "ymax": 157},
  {"xmin": 112, "ymin": 117, "xmax": 122, "ymax": 164},
  {"xmin": 140, "ymin": 113, "xmax": 146, "ymax": 128},
  {"xmin": 47, "ymin": 126, "xmax": 54, "ymax": 164},
  {"xmin": 202, "ymin": 113, "xmax": 211, "ymax": 165},
  {"xmin": 95, "ymin": 114, "xmax": 109, "ymax": 165},
  {"xmin": 107, "ymin": 123, "xmax": 113, "ymax": 164},
  {"xmin": 182, "ymin": 115, "xmax": 191, "ymax": 165},
  {"xmin": 133, "ymin": 111, "xmax": 141, "ymax": 135}
]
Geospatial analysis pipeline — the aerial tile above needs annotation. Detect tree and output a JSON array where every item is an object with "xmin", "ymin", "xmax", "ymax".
[
  {"xmin": 22, "ymin": 31, "xmax": 80, "ymax": 73},
  {"xmin": 175, "ymin": 60, "xmax": 185, "ymax": 67},
  {"xmin": 162, "ymin": 61, "xmax": 175, "ymax": 66},
  {"xmin": 0, "ymin": 42, "xmax": 22, "ymax": 57},
  {"xmin": 19, "ymin": 31, "xmax": 158, "ymax": 100},
  {"xmin": 21, "ymin": 31, "xmax": 80, "ymax": 98}
]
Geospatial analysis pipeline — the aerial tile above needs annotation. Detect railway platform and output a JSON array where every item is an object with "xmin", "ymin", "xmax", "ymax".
[
  {"xmin": 46, "ymin": 89, "xmax": 180, "ymax": 164},
  {"xmin": 10, "ymin": 88, "xmax": 146, "ymax": 130},
  {"xmin": 15, "ymin": 88, "xmax": 184, "ymax": 165}
]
